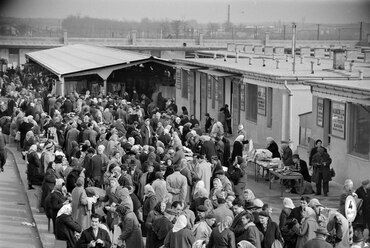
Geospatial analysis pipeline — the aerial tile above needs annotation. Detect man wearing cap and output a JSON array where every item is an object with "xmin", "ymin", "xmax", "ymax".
[
  {"xmin": 192, "ymin": 210, "xmax": 216, "ymax": 244},
  {"xmin": 303, "ymin": 227, "xmax": 333, "ymax": 248},
  {"xmin": 258, "ymin": 210, "xmax": 283, "ymax": 248},
  {"xmin": 355, "ymin": 179, "xmax": 370, "ymax": 230},
  {"xmin": 152, "ymin": 208, "xmax": 176, "ymax": 248}
]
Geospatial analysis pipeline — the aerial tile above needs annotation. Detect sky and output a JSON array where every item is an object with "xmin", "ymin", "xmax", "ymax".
[{"xmin": 1, "ymin": 0, "xmax": 370, "ymax": 24}]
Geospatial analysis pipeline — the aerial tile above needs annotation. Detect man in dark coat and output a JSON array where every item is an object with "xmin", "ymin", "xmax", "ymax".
[
  {"xmin": 355, "ymin": 179, "xmax": 370, "ymax": 229},
  {"xmin": 61, "ymin": 97, "xmax": 73, "ymax": 114},
  {"xmin": 257, "ymin": 211, "xmax": 283, "ymax": 248},
  {"xmin": 311, "ymin": 147, "xmax": 332, "ymax": 196},
  {"xmin": 76, "ymin": 213, "xmax": 111, "ymax": 248},
  {"xmin": 303, "ymin": 227, "xmax": 333, "ymax": 248},
  {"xmin": 231, "ymin": 198, "xmax": 247, "ymax": 244},
  {"xmin": 152, "ymin": 209, "xmax": 175, "ymax": 248},
  {"xmin": 288, "ymin": 196, "xmax": 310, "ymax": 224},
  {"xmin": 204, "ymin": 113, "xmax": 213, "ymax": 133},
  {"xmin": 140, "ymin": 118, "xmax": 154, "ymax": 146}
]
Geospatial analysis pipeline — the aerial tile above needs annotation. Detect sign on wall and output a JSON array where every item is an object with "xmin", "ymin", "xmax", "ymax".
[
  {"xmin": 207, "ymin": 75, "xmax": 212, "ymax": 99},
  {"xmin": 317, "ymin": 98, "xmax": 324, "ymax": 127},
  {"xmin": 331, "ymin": 101, "xmax": 346, "ymax": 139},
  {"xmin": 257, "ymin": 86, "xmax": 266, "ymax": 116},
  {"xmin": 176, "ymin": 68, "xmax": 181, "ymax": 89},
  {"xmin": 240, "ymin": 84, "xmax": 245, "ymax": 111}
]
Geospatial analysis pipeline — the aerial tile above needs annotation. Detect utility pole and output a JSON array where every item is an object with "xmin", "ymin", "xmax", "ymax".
[
  {"xmin": 359, "ymin": 21, "xmax": 363, "ymax": 41},
  {"xmin": 292, "ymin": 23, "xmax": 297, "ymax": 74},
  {"xmin": 317, "ymin": 24, "xmax": 320, "ymax": 40}
]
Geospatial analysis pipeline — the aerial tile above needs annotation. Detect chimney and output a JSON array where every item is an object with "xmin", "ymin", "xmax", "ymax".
[
  {"xmin": 333, "ymin": 49, "xmax": 346, "ymax": 70},
  {"xmin": 63, "ymin": 31, "xmax": 68, "ymax": 45}
]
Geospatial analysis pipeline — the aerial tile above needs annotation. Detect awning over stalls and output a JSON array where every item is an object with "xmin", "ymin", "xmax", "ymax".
[
  {"xmin": 198, "ymin": 69, "xmax": 239, "ymax": 77},
  {"xmin": 25, "ymin": 44, "xmax": 174, "ymax": 79}
]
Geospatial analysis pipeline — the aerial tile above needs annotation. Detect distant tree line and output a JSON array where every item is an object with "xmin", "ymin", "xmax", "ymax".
[{"xmin": 0, "ymin": 16, "xmax": 369, "ymax": 41}]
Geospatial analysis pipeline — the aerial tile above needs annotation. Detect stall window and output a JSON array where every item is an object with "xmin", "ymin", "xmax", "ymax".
[
  {"xmin": 349, "ymin": 103, "xmax": 370, "ymax": 160},
  {"xmin": 245, "ymin": 83, "xmax": 258, "ymax": 123},
  {"xmin": 181, "ymin": 69, "xmax": 188, "ymax": 99},
  {"xmin": 299, "ymin": 127, "xmax": 312, "ymax": 147}
]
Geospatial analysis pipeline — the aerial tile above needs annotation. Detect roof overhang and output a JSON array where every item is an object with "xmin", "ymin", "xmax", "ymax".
[{"xmin": 198, "ymin": 69, "xmax": 238, "ymax": 78}]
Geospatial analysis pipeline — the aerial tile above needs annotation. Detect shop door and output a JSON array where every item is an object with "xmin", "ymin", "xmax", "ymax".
[{"xmin": 232, "ymin": 80, "xmax": 240, "ymax": 133}]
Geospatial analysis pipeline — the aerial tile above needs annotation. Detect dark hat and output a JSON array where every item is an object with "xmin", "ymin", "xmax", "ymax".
[
  {"xmin": 165, "ymin": 208, "xmax": 177, "ymax": 216},
  {"xmin": 314, "ymin": 227, "xmax": 330, "ymax": 236},
  {"xmin": 258, "ymin": 211, "xmax": 270, "ymax": 218},
  {"xmin": 362, "ymin": 179, "xmax": 369, "ymax": 186},
  {"xmin": 211, "ymin": 155, "xmax": 219, "ymax": 160},
  {"xmin": 215, "ymin": 169, "xmax": 225, "ymax": 175},
  {"xmin": 54, "ymin": 155, "xmax": 63, "ymax": 164},
  {"xmin": 353, "ymin": 234, "xmax": 364, "ymax": 243},
  {"xmin": 155, "ymin": 171, "xmax": 164, "ymax": 179},
  {"xmin": 197, "ymin": 205, "xmax": 208, "ymax": 213},
  {"xmin": 245, "ymin": 201, "xmax": 256, "ymax": 210},
  {"xmin": 205, "ymin": 212, "xmax": 216, "ymax": 219}
]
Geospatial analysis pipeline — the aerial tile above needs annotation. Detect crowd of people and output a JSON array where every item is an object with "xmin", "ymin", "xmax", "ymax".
[{"xmin": 0, "ymin": 68, "xmax": 369, "ymax": 248}]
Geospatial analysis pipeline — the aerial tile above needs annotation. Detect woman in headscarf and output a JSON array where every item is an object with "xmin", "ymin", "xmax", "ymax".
[
  {"xmin": 208, "ymin": 215, "xmax": 235, "ymax": 248},
  {"xmin": 117, "ymin": 204, "xmax": 144, "ymax": 248},
  {"xmin": 43, "ymin": 142, "xmax": 55, "ymax": 173},
  {"xmin": 106, "ymin": 133, "xmax": 118, "ymax": 159},
  {"xmin": 26, "ymin": 144, "xmax": 44, "ymax": 189},
  {"xmin": 71, "ymin": 176, "xmax": 89, "ymax": 230},
  {"xmin": 240, "ymin": 188, "xmax": 256, "ymax": 209},
  {"xmin": 145, "ymin": 201, "xmax": 166, "ymax": 248},
  {"xmin": 55, "ymin": 204, "xmax": 82, "ymax": 248},
  {"xmin": 164, "ymin": 215, "xmax": 195, "ymax": 248},
  {"xmin": 23, "ymin": 130, "xmax": 36, "ymax": 153},
  {"xmin": 296, "ymin": 207, "xmax": 318, "ymax": 248},
  {"xmin": 231, "ymin": 135, "xmax": 248, "ymax": 164},
  {"xmin": 143, "ymin": 185, "xmax": 158, "ymax": 230},
  {"xmin": 40, "ymin": 161, "xmax": 58, "ymax": 210},
  {"xmin": 210, "ymin": 178, "xmax": 224, "ymax": 208},
  {"xmin": 68, "ymin": 141, "xmax": 80, "ymax": 163},
  {"xmin": 50, "ymin": 178, "xmax": 68, "ymax": 233}
]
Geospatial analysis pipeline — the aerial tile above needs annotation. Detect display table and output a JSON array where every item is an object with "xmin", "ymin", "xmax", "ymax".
[
  {"xmin": 269, "ymin": 169, "xmax": 303, "ymax": 196},
  {"xmin": 250, "ymin": 159, "xmax": 281, "ymax": 182}
]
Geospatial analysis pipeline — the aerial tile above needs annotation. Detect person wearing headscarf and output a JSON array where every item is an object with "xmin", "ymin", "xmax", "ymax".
[
  {"xmin": 164, "ymin": 215, "xmax": 195, "ymax": 248},
  {"xmin": 279, "ymin": 197, "xmax": 295, "ymax": 229},
  {"xmin": 295, "ymin": 207, "xmax": 318, "ymax": 248},
  {"xmin": 231, "ymin": 135, "xmax": 249, "ymax": 164},
  {"xmin": 40, "ymin": 161, "xmax": 58, "ymax": 210},
  {"xmin": 210, "ymin": 178, "xmax": 224, "ymax": 208},
  {"xmin": 116, "ymin": 204, "xmax": 144, "ymax": 248},
  {"xmin": 42, "ymin": 142, "xmax": 56, "ymax": 173},
  {"xmin": 208, "ymin": 215, "xmax": 235, "ymax": 248},
  {"xmin": 143, "ymin": 185, "xmax": 158, "ymax": 225},
  {"xmin": 50, "ymin": 178, "xmax": 69, "ymax": 232},
  {"xmin": 26, "ymin": 144, "xmax": 44, "ymax": 189},
  {"xmin": 190, "ymin": 185, "xmax": 209, "ymax": 222},
  {"xmin": 71, "ymin": 176, "xmax": 89, "ymax": 230},
  {"xmin": 55, "ymin": 204, "xmax": 82, "ymax": 248},
  {"xmin": 145, "ymin": 201, "xmax": 166, "ymax": 248},
  {"xmin": 18, "ymin": 116, "xmax": 34, "ymax": 149},
  {"xmin": 23, "ymin": 130, "xmax": 36, "ymax": 153}
]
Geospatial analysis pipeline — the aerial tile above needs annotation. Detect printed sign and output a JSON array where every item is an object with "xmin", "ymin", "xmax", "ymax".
[
  {"xmin": 240, "ymin": 84, "xmax": 245, "ymax": 111},
  {"xmin": 317, "ymin": 98, "xmax": 324, "ymax": 127},
  {"xmin": 175, "ymin": 68, "xmax": 181, "ymax": 89},
  {"xmin": 345, "ymin": 195, "xmax": 357, "ymax": 222},
  {"xmin": 257, "ymin": 86, "xmax": 266, "ymax": 116},
  {"xmin": 331, "ymin": 101, "xmax": 346, "ymax": 139}
]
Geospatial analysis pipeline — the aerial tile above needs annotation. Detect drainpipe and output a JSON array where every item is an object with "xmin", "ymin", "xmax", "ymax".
[{"xmin": 283, "ymin": 80, "xmax": 293, "ymax": 143}]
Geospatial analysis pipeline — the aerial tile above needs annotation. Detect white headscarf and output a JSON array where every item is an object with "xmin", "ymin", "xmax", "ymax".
[
  {"xmin": 235, "ymin": 135, "xmax": 245, "ymax": 143},
  {"xmin": 57, "ymin": 204, "xmax": 72, "ymax": 217},
  {"xmin": 173, "ymin": 215, "xmax": 187, "ymax": 233}
]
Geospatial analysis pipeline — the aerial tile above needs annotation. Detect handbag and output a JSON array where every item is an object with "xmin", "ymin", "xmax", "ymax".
[{"xmin": 330, "ymin": 168, "xmax": 336, "ymax": 178}]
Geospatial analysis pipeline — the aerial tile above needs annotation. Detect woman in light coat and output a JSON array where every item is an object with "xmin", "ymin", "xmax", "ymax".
[
  {"xmin": 295, "ymin": 207, "xmax": 318, "ymax": 248},
  {"xmin": 71, "ymin": 176, "xmax": 89, "ymax": 230}
]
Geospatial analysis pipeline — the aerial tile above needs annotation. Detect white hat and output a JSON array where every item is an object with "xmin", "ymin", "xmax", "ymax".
[
  {"xmin": 283, "ymin": 197, "xmax": 295, "ymax": 209},
  {"xmin": 253, "ymin": 198, "xmax": 264, "ymax": 208}
]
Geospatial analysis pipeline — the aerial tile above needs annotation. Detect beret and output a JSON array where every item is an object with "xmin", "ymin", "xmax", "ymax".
[{"xmin": 197, "ymin": 205, "xmax": 208, "ymax": 213}]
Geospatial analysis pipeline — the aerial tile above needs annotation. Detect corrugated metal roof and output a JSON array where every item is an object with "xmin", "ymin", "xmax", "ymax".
[{"xmin": 26, "ymin": 44, "xmax": 151, "ymax": 77}]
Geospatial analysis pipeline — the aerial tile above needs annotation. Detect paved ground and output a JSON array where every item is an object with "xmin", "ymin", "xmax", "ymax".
[
  {"xmin": 0, "ymin": 149, "xmax": 43, "ymax": 248},
  {"xmin": 3, "ymin": 139, "xmax": 345, "ymax": 248}
]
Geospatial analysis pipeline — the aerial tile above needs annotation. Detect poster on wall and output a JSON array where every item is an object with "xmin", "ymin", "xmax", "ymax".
[
  {"xmin": 207, "ymin": 75, "xmax": 212, "ymax": 99},
  {"xmin": 214, "ymin": 77, "xmax": 218, "ymax": 101},
  {"xmin": 331, "ymin": 101, "xmax": 346, "ymax": 139},
  {"xmin": 257, "ymin": 86, "xmax": 266, "ymax": 116},
  {"xmin": 240, "ymin": 84, "xmax": 245, "ymax": 111},
  {"xmin": 317, "ymin": 98, "xmax": 324, "ymax": 127},
  {"xmin": 175, "ymin": 68, "xmax": 181, "ymax": 89}
]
